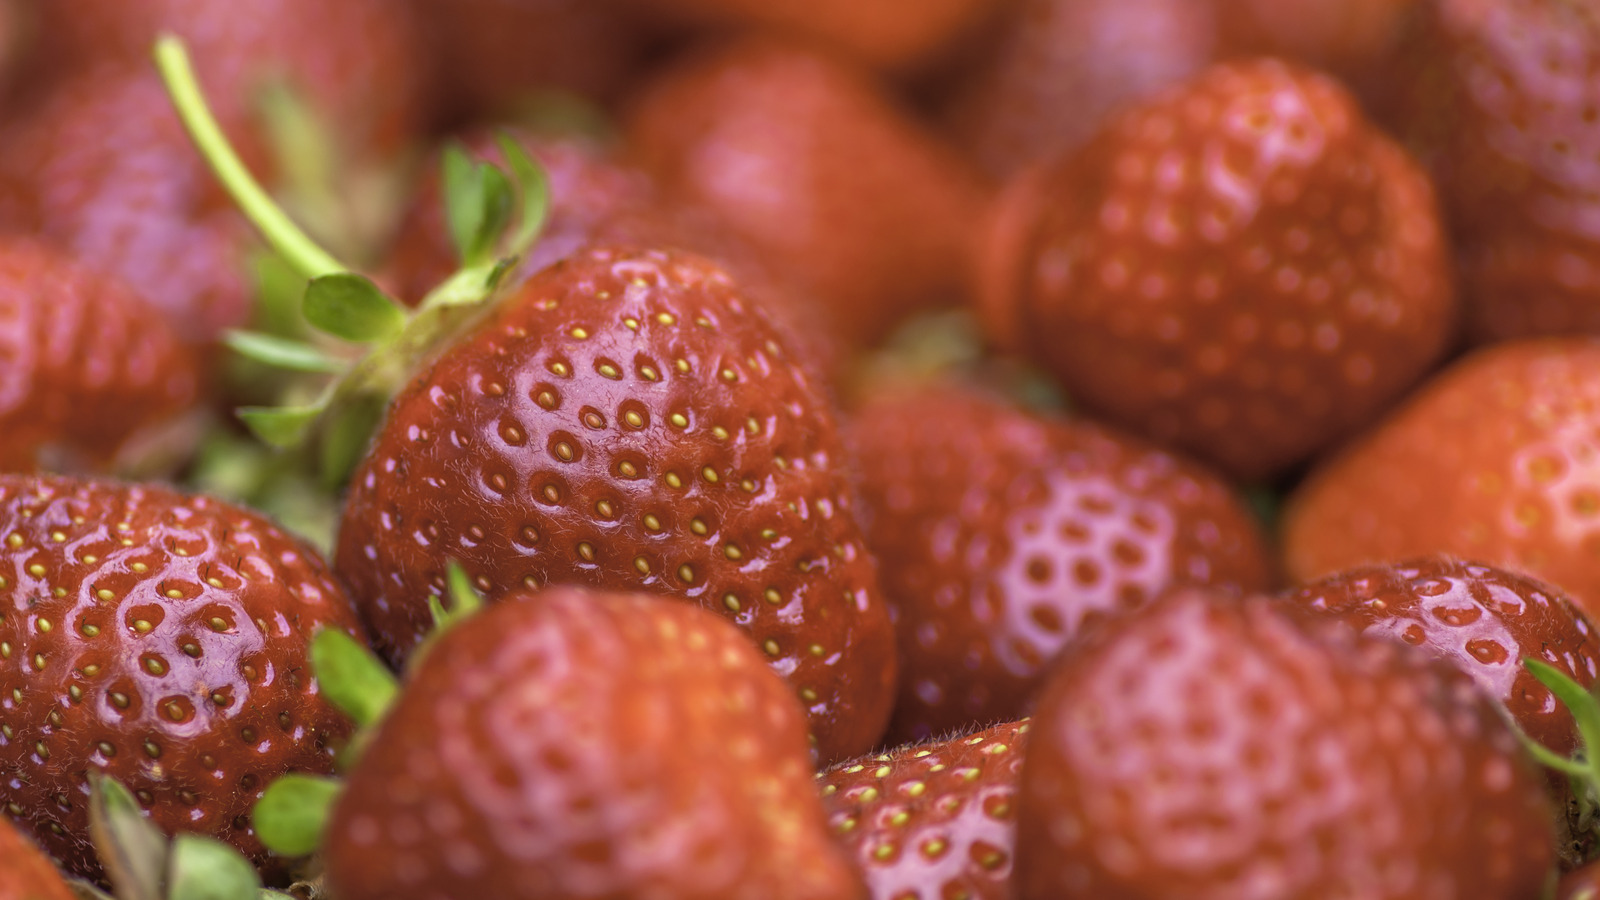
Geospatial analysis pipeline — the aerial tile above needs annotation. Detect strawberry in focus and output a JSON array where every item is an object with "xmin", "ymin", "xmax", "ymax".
[{"xmin": 323, "ymin": 587, "xmax": 866, "ymax": 900}]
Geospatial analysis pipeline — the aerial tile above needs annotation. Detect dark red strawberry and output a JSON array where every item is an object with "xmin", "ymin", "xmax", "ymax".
[
  {"xmin": 0, "ymin": 66, "xmax": 256, "ymax": 343},
  {"xmin": 1280, "ymin": 558, "xmax": 1600, "ymax": 760},
  {"xmin": 625, "ymin": 37, "xmax": 987, "ymax": 349},
  {"xmin": 819, "ymin": 719, "xmax": 1028, "ymax": 900},
  {"xmin": 0, "ymin": 816, "xmax": 74, "ymax": 900},
  {"xmin": 1212, "ymin": 0, "xmax": 1420, "ymax": 94},
  {"xmin": 978, "ymin": 58, "xmax": 1456, "ymax": 482},
  {"xmin": 851, "ymin": 382, "xmax": 1271, "ymax": 743},
  {"xmin": 1562, "ymin": 860, "xmax": 1600, "ymax": 900},
  {"xmin": 0, "ymin": 474, "xmax": 364, "ymax": 879},
  {"xmin": 1388, "ymin": 0, "xmax": 1600, "ymax": 343},
  {"xmin": 324, "ymin": 587, "xmax": 865, "ymax": 900},
  {"xmin": 0, "ymin": 239, "xmax": 200, "ymax": 473},
  {"xmin": 1015, "ymin": 587, "xmax": 1555, "ymax": 898},
  {"xmin": 334, "ymin": 245, "xmax": 897, "ymax": 764},
  {"xmin": 1282, "ymin": 339, "xmax": 1600, "ymax": 618}
]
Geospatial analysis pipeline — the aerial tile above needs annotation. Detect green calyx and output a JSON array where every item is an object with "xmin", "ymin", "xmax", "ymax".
[
  {"xmin": 1518, "ymin": 658, "xmax": 1600, "ymax": 858},
  {"xmin": 153, "ymin": 35, "xmax": 549, "ymax": 472}
]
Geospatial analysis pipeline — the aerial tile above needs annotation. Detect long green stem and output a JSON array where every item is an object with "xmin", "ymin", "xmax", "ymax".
[{"xmin": 153, "ymin": 35, "xmax": 347, "ymax": 281}]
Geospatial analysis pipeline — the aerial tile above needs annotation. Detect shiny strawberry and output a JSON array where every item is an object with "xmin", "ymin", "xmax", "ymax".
[
  {"xmin": 1389, "ymin": 0, "xmax": 1600, "ymax": 343},
  {"xmin": 1280, "ymin": 558, "xmax": 1600, "ymax": 760},
  {"xmin": 0, "ymin": 474, "xmax": 364, "ymax": 879},
  {"xmin": 1283, "ymin": 339, "xmax": 1600, "ymax": 618},
  {"xmin": 324, "ymin": 587, "xmax": 865, "ymax": 900},
  {"xmin": 1015, "ymin": 587, "xmax": 1555, "ymax": 898},
  {"xmin": 0, "ymin": 816, "xmax": 73, "ymax": 900},
  {"xmin": 0, "ymin": 239, "xmax": 200, "ymax": 473},
  {"xmin": 334, "ymin": 245, "xmax": 897, "ymax": 763},
  {"xmin": 0, "ymin": 67, "xmax": 255, "ymax": 343},
  {"xmin": 625, "ymin": 37, "xmax": 986, "ymax": 349},
  {"xmin": 819, "ymin": 719, "xmax": 1028, "ymax": 900},
  {"xmin": 978, "ymin": 58, "xmax": 1456, "ymax": 482},
  {"xmin": 851, "ymin": 383, "xmax": 1271, "ymax": 743}
]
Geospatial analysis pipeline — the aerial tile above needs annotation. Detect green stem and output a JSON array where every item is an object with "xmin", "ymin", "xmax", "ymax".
[{"xmin": 152, "ymin": 35, "xmax": 347, "ymax": 281}]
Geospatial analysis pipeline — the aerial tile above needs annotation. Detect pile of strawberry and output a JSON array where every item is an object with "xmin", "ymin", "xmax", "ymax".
[{"xmin": 1, "ymin": 0, "xmax": 1599, "ymax": 898}]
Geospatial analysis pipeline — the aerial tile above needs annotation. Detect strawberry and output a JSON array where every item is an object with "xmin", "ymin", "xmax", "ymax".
[
  {"xmin": 0, "ymin": 474, "xmax": 365, "ymax": 879},
  {"xmin": 1388, "ymin": 0, "xmax": 1600, "ymax": 344},
  {"xmin": 625, "ymin": 37, "xmax": 987, "ymax": 349},
  {"xmin": 1562, "ymin": 860, "xmax": 1600, "ymax": 900},
  {"xmin": 1015, "ymin": 587, "xmax": 1556, "ymax": 898},
  {"xmin": 0, "ymin": 816, "xmax": 74, "ymax": 900},
  {"xmin": 333, "ymin": 245, "xmax": 898, "ymax": 763},
  {"xmin": 0, "ymin": 239, "xmax": 200, "ymax": 473},
  {"xmin": 977, "ymin": 58, "xmax": 1456, "ymax": 483},
  {"xmin": 1280, "ymin": 557, "xmax": 1600, "ymax": 761},
  {"xmin": 1212, "ymin": 0, "xmax": 1420, "ymax": 93},
  {"xmin": 0, "ymin": 67, "xmax": 256, "ymax": 344},
  {"xmin": 323, "ymin": 586, "xmax": 865, "ymax": 900},
  {"xmin": 851, "ymin": 382, "xmax": 1271, "ymax": 743},
  {"xmin": 1283, "ymin": 339, "xmax": 1600, "ymax": 618},
  {"xmin": 818, "ymin": 719, "xmax": 1028, "ymax": 900}
]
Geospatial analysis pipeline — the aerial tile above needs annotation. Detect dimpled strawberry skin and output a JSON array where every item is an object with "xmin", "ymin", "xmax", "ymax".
[
  {"xmin": 0, "ymin": 816, "xmax": 74, "ymax": 900},
  {"xmin": 983, "ymin": 58, "xmax": 1455, "ymax": 482},
  {"xmin": 325, "ymin": 588, "xmax": 866, "ymax": 900},
  {"xmin": 819, "ymin": 719, "xmax": 1029, "ymax": 900},
  {"xmin": 1015, "ymin": 588, "xmax": 1555, "ymax": 899},
  {"xmin": 1281, "ymin": 557, "xmax": 1600, "ymax": 758},
  {"xmin": 852, "ymin": 384, "xmax": 1271, "ymax": 743},
  {"xmin": 1283, "ymin": 339, "xmax": 1600, "ymax": 618},
  {"xmin": 0, "ymin": 475, "xmax": 363, "ymax": 879},
  {"xmin": 335, "ymin": 246, "xmax": 897, "ymax": 764}
]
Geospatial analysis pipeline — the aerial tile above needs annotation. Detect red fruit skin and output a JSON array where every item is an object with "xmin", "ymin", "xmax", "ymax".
[
  {"xmin": 980, "ymin": 59, "xmax": 1456, "ymax": 483},
  {"xmin": 0, "ymin": 67, "xmax": 254, "ymax": 344},
  {"xmin": 1283, "ymin": 339, "xmax": 1600, "ymax": 619},
  {"xmin": 0, "ymin": 816, "xmax": 74, "ymax": 900},
  {"xmin": 1561, "ymin": 860, "xmax": 1600, "ymax": 900},
  {"xmin": 819, "ymin": 720, "xmax": 1029, "ymax": 900},
  {"xmin": 625, "ymin": 37, "xmax": 987, "ymax": 349},
  {"xmin": 1015, "ymin": 588, "xmax": 1555, "ymax": 899},
  {"xmin": 0, "ymin": 475, "xmax": 364, "ymax": 880},
  {"xmin": 335, "ymin": 246, "xmax": 897, "ymax": 764},
  {"xmin": 0, "ymin": 239, "xmax": 200, "ymax": 473},
  {"xmin": 1390, "ymin": 0, "xmax": 1600, "ymax": 344},
  {"xmin": 1280, "ymin": 558, "xmax": 1600, "ymax": 759},
  {"xmin": 325, "ymin": 588, "xmax": 866, "ymax": 900},
  {"xmin": 1213, "ymin": 0, "xmax": 1420, "ymax": 94},
  {"xmin": 851, "ymin": 384, "xmax": 1271, "ymax": 743}
]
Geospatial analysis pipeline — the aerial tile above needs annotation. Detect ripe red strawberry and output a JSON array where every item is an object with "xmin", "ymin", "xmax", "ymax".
[
  {"xmin": 1015, "ymin": 587, "xmax": 1556, "ymax": 898},
  {"xmin": 0, "ymin": 816, "xmax": 74, "ymax": 900},
  {"xmin": 851, "ymin": 382, "xmax": 1271, "ymax": 743},
  {"xmin": 818, "ymin": 719, "xmax": 1029, "ymax": 900},
  {"xmin": 324, "ymin": 587, "xmax": 866, "ymax": 900},
  {"xmin": 1388, "ymin": 0, "xmax": 1600, "ymax": 343},
  {"xmin": 0, "ymin": 239, "xmax": 200, "ymax": 473},
  {"xmin": 978, "ymin": 58, "xmax": 1456, "ymax": 482},
  {"xmin": 0, "ymin": 67, "xmax": 255, "ymax": 343},
  {"xmin": 1212, "ymin": 0, "xmax": 1420, "ymax": 91},
  {"xmin": 625, "ymin": 37, "xmax": 986, "ymax": 349},
  {"xmin": 1561, "ymin": 860, "xmax": 1600, "ymax": 900},
  {"xmin": 1280, "ymin": 557, "xmax": 1600, "ymax": 760},
  {"xmin": 334, "ymin": 245, "xmax": 897, "ymax": 764},
  {"xmin": 1283, "ymin": 339, "xmax": 1600, "ymax": 618},
  {"xmin": 0, "ymin": 474, "xmax": 364, "ymax": 879}
]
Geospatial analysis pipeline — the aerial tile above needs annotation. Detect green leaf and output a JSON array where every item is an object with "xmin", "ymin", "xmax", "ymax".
[
  {"xmin": 237, "ymin": 401, "xmax": 326, "ymax": 448},
  {"xmin": 472, "ymin": 164, "xmax": 515, "ymax": 263},
  {"xmin": 251, "ymin": 775, "xmax": 343, "ymax": 858},
  {"xmin": 303, "ymin": 273, "xmax": 407, "ymax": 344},
  {"xmin": 442, "ymin": 144, "xmax": 483, "ymax": 265},
  {"xmin": 167, "ymin": 835, "xmax": 263, "ymax": 900},
  {"xmin": 87, "ymin": 774, "xmax": 168, "ymax": 900},
  {"xmin": 1526, "ymin": 658, "xmax": 1600, "ymax": 754},
  {"xmin": 224, "ymin": 330, "xmax": 344, "ymax": 374},
  {"xmin": 311, "ymin": 628, "xmax": 399, "ymax": 728},
  {"xmin": 446, "ymin": 561, "xmax": 486, "ymax": 623},
  {"xmin": 318, "ymin": 393, "xmax": 386, "ymax": 490},
  {"xmin": 496, "ymin": 133, "xmax": 550, "ymax": 255}
]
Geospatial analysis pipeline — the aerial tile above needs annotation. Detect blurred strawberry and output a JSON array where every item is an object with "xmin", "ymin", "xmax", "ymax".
[
  {"xmin": 1389, "ymin": 0, "xmax": 1600, "ymax": 344},
  {"xmin": 626, "ymin": 37, "xmax": 987, "ymax": 349},
  {"xmin": 0, "ymin": 67, "xmax": 255, "ymax": 343},
  {"xmin": 1213, "ymin": 0, "xmax": 1420, "ymax": 95},
  {"xmin": 0, "ymin": 817, "xmax": 74, "ymax": 900},
  {"xmin": 979, "ymin": 59, "xmax": 1456, "ymax": 482},
  {"xmin": 324, "ymin": 587, "xmax": 865, "ymax": 900},
  {"xmin": 1015, "ymin": 588, "xmax": 1555, "ymax": 898},
  {"xmin": 1283, "ymin": 339, "xmax": 1600, "ymax": 619},
  {"xmin": 819, "ymin": 720, "xmax": 1028, "ymax": 900},
  {"xmin": 1562, "ymin": 860, "xmax": 1600, "ymax": 900},
  {"xmin": 0, "ymin": 239, "xmax": 200, "ymax": 473},
  {"xmin": 851, "ymin": 383, "xmax": 1271, "ymax": 742}
]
